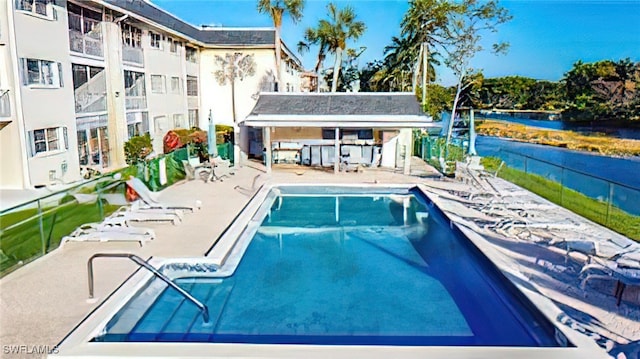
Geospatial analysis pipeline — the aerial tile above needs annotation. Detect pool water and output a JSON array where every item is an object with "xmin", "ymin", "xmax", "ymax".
[{"xmin": 97, "ymin": 188, "xmax": 564, "ymax": 346}]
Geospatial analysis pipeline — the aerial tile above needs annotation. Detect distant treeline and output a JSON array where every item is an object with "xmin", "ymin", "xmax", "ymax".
[{"xmin": 361, "ymin": 58, "xmax": 639, "ymax": 122}]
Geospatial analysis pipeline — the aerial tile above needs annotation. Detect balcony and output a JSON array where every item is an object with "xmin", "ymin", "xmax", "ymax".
[
  {"xmin": 125, "ymin": 76, "xmax": 147, "ymax": 110},
  {"xmin": 69, "ymin": 29, "xmax": 103, "ymax": 57},
  {"xmin": 187, "ymin": 96, "xmax": 198, "ymax": 109},
  {"xmin": 74, "ymin": 71, "xmax": 106, "ymax": 114},
  {"xmin": 68, "ymin": 11, "xmax": 103, "ymax": 58},
  {"xmin": 122, "ymin": 46, "xmax": 144, "ymax": 66},
  {"xmin": 125, "ymin": 96, "xmax": 147, "ymax": 110}
]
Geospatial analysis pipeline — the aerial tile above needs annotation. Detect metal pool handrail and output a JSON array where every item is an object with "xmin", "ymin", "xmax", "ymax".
[{"xmin": 87, "ymin": 253, "xmax": 210, "ymax": 323}]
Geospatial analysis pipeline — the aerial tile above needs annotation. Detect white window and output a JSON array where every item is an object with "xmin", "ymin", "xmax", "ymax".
[
  {"xmin": 150, "ymin": 75, "xmax": 165, "ymax": 93},
  {"xmin": 169, "ymin": 39, "xmax": 180, "ymax": 54},
  {"xmin": 149, "ymin": 32, "xmax": 162, "ymax": 49},
  {"xmin": 170, "ymin": 76, "xmax": 181, "ymax": 94},
  {"xmin": 185, "ymin": 47, "xmax": 197, "ymax": 63},
  {"xmin": 186, "ymin": 76, "xmax": 198, "ymax": 96},
  {"xmin": 29, "ymin": 127, "xmax": 68, "ymax": 155},
  {"xmin": 20, "ymin": 58, "xmax": 63, "ymax": 87},
  {"xmin": 121, "ymin": 23, "xmax": 142, "ymax": 48},
  {"xmin": 188, "ymin": 109, "xmax": 198, "ymax": 128},
  {"xmin": 172, "ymin": 114, "xmax": 185, "ymax": 129},
  {"xmin": 17, "ymin": 0, "xmax": 56, "ymax": 19},
  {"xmin": 127, "ymin": 112, "xmax": 149, "ymax": 139},
  {"xmin": 154, "ymin": 115, "xmax": 168, "ymax": 135}
]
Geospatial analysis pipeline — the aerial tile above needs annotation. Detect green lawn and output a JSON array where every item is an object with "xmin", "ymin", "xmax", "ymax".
[
  {"xmin": 482, "ymin": 157, "xmax": 640, "ymax": 241},
  {"xmin": 0, "ymin": 202, "xmax": 119, "ymax": 275}
]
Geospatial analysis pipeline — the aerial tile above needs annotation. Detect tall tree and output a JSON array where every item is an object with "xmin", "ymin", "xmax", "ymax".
[
  {"xmin": 297, "ymin": 27, "xmax": 329, "ymax": 76},
  {"xmin": 324, "ymin": 47, "xmax": 366, "ymax": 92},
  {"xmin": 214, "ymin": 53, "xmax": 257, "ymax": 124},
  {"xmin": 257, "ymin": 0, "xmax": 305, "ymax": 92},
  {"xmin": 442, "ymin": 0, "xmax": 511, "ymax": 158},
  {"xmin": 313, "ymin": 3, "xmax": 366, "ymax": 92},
  {"xmin": 401, "ymin": 0, "xmax": 453, "ymax": 104}
]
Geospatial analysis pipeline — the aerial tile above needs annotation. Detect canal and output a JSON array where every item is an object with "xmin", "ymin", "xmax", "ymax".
[{"xmin": 475, "ymin": 136, "xmax": 640, "ymax": 215}]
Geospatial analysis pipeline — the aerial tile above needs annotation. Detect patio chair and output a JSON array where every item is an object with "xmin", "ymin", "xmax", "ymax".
[
  {"xmin": 126, "ymin": 176, "xmax": 201, "ymax": 212},
  {"xmin": 206, "ymin": 156, "xmax": 234, "ymax": 183}
]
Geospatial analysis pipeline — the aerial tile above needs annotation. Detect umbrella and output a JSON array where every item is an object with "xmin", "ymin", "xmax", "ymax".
[{"xmin": 207, "ymin": 109, "xmax": 218, "ymax": 158}]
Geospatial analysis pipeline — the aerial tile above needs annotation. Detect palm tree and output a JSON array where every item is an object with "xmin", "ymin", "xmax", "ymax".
[
  {"xmin": 400, "ymin": 0, "xmax": 453, "ymax": 104},
  {"xmin": 312, "ymin": 3, "xmax": 365, "ymax": 92},
  {"xmin": 297, "ymin": 27, "xmax": 329, "ymax": 75},
  {"xmin": 214, "ymin": 53, "xmax": 256, "ymax": 124},
  {"xmin": 257, "ymin": 0, "xmax": 305, "ymax": 92}
]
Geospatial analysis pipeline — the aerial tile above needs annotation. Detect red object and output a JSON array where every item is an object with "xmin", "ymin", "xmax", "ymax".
[
  {"xmin": 163, "ymin": 131, "xmax": 183, "ymax": 153},
  {"xmin": 125, "ymin": 183, "xmax": 139, "ymax": 202}
]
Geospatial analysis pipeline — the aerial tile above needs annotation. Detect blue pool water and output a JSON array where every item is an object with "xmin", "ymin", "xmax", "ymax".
[{"xmin": 97, "ymin": 187, "xmax": 565, "ymax": 347}]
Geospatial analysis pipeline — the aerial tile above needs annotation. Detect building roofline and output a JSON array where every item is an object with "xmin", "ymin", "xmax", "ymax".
[
  {"xmin": 256, "ymin": 92, "xmax": 418, "ymax": 96},
  {"xmin": 95, "ymin": 0, "xmax": 203, "ymax": 45},
  {"xmin": 99, "ymin": 0, "xmax": 279, "ymax": 48},
  {"xmin": 280, "ymin": 41, "xmax": 303, "ymax": 68},
  {"xmin": 200, "ymin": 26, "xmax": 276, "ymax": 31}
]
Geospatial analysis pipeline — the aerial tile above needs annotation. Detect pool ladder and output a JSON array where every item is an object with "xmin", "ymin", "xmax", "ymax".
[{"xmin": 87, "ymin": 253, "xmax": 210, "ymax": 323}]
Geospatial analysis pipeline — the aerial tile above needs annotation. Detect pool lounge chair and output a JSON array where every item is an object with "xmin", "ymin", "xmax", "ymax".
[
  {"xmin": 61, "ymin": 225, "xmax": 153, "ymax": 247},
  {"xmin": 74, "ymin": 219, "xmax": 156, "ymax": 238},
  {"xmin": 579, "ymin": 259, "xmax": 640, "ymax": 306},
  {"xmin": 109, "ymin": 206, "xmax": 182, "ymax": 225},
  {"xmin": 126, "ymin": 176, "xmax": 201, "ymax": 212}
]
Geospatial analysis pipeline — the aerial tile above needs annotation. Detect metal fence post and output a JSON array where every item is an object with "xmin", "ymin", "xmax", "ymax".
[
  {"xmin": 560, "ymin": 167, "xmax": 565, "ymax": 206},
  {"xmin": 97, "ymin": 185, "xmax": 104, "ymax": 220},
  {"xmin": 37, "ymin": 199, "xmax": 45, "ymax": 255},
  {"xmin": 606, "ymin": 183, "xmax": 614, "ymax": 226}
]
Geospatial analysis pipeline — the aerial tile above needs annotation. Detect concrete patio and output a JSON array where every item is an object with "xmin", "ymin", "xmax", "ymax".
[{"xmin": 0, "ymin": 159, "xmax": 638, "ymax": 358}]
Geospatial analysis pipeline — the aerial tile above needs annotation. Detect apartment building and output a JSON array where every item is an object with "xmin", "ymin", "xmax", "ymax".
[{"xmin": 0, "ymin": 0, "xmax": 302, "ymax": 190}]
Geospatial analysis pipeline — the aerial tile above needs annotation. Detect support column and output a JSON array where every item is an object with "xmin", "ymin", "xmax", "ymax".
[
  {"xmin": 334, "ymin": 127, "xmax": 340, "ymax": 174},
  {"xmin": 402, "ymin": 128, "xmax": 412, "ymax": 175},
  {"xmin": 263, "ymin": 126, "xmax": 272, "ymax": 174},
  {"xmin": 468, "ymin": 108, "xmax": 477, "ymax": 156},
  {"xmin": 102, "ymin": 22, "xmax": 127, "ymax": 168}
]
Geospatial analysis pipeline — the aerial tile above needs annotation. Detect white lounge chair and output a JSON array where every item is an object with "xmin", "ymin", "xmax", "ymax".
[
  {"xmin": 76, "ymin": 219, "xmax": 156, "ymax": 238},
  {"xmin": 126, "ymin": 176, "xmax": 201, "ymax": 212},
  {"xmin": 109, "ymin": 206, "xmax": 182, "ymax": 225},
  {"xmin": 579, "ymin": 259, "xmax": 640, "ymax": 306},
  {"xmin": 61, "ymin": 225, "xmax": 153, "ymax": 247}
]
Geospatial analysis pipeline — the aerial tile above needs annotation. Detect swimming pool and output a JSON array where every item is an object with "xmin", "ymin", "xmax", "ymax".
[{"xmin": 55, "ymin": 184, "xmax": 606, "ymax": 358}]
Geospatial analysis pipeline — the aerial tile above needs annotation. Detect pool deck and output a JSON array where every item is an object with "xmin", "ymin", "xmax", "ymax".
[{"xmin": 1, "ymin": 158, "xmax": 638, "ymax": 358}]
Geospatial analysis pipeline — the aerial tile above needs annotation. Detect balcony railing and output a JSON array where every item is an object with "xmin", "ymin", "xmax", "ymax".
[
  {"xmin": 125, "ymin": 96, "xmax": 147, "ymax": 110},
  {"xmin": 74, "ymin": 71, "xmax": 107, "ymax": 113},
  {"xmin": 0, "ymin": 90, "xmax": 10, "ymax": 117},
  {"xmin": 122, "ymin": 45, "xmax": 144, "ymax": 66},
  {"xmin": 187, "ymin": 96, "xmax": 198, "ymax": 109},
  {"xmin": 69, "ymin": 29, "xmax": 103, "ymax": 57}
]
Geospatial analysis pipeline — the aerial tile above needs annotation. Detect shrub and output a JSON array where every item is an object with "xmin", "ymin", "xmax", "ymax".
[{"xmin": 124, "ymin": 133, "xmax": 153, "ymax": 165}]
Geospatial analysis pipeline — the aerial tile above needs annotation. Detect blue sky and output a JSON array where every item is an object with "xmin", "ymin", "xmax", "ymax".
[{"xmin": 153, "ymin": 0, "xmax": 640, "ymax": 85}]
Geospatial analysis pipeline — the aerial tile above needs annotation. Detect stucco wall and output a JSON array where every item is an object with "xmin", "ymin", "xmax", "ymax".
[
  {"xmin": 271, "ymin": 127, "xmax": 323, "ymax": 141},
  {"xmin": 0, "ymin": 1, "xmax": 25, "ymax": 189},
  {"xmin": 143, "ymin": 31, "xmax": 189, "ymax": 152},
  {"xmin": 199, "ymin": 48, "xmax": 276, "ymax": 129},
  {"xmin": 12, "ymin": 0, "xmax": 81, "ymax": 186}
]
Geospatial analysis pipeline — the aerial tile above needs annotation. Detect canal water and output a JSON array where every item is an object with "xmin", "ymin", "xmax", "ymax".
[
  {"xmin": 475, "ymin": 136, "xmax": 640, "ymax": 215},
  {"xmin": 475, "ymin": 113, "xmax": 640, "ymax": 140}
]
